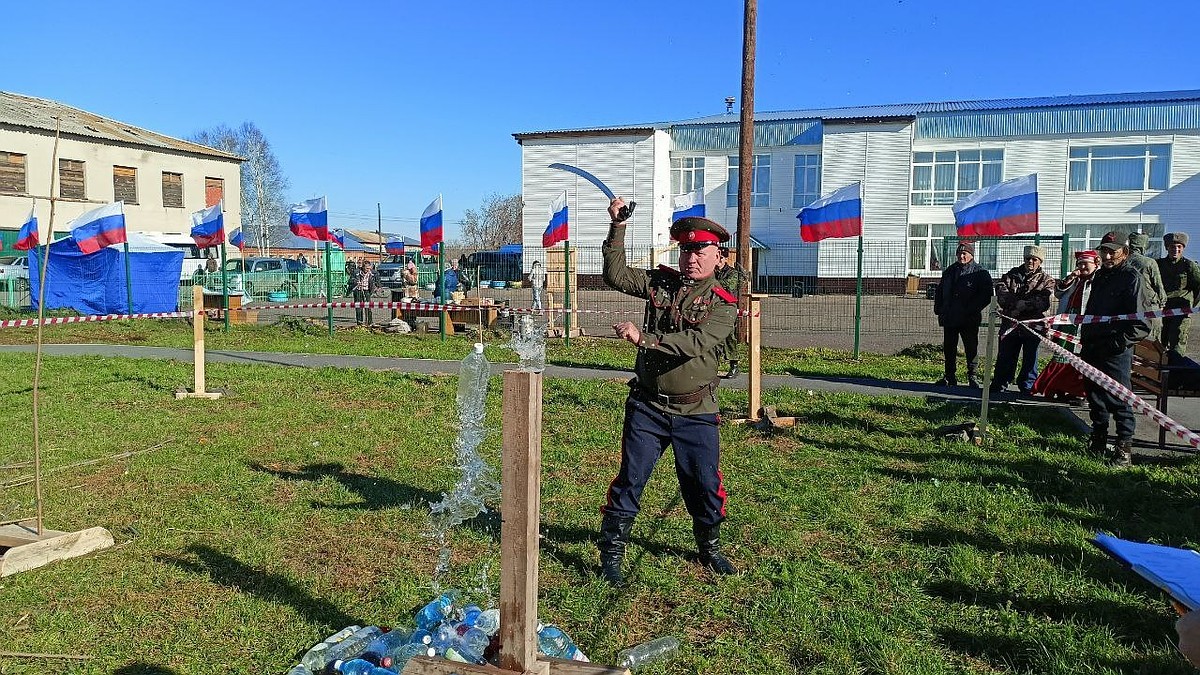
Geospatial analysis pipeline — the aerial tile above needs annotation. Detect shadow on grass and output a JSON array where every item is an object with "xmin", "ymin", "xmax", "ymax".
[
  {"xmin": 938, "ymin": 626, "xmax": 1189, "ymax": 675},
  {"xmin": 114, "ymin": 664, "xmax": 179, "ymax": 675},
  {"xmin": 159, "ymin": 543, "xmax": 359, "ymax": 630},
  {"xmin": 248, "ymin": 461, "xmax": 442, "ymax": 511},
  {"xmin": 927, "ymin": 578, "xmax": 1165, "ymax": 633}
]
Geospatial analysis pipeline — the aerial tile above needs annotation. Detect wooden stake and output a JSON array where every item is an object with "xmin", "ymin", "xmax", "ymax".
[
  {"xmin": 498, "ymin": 370, "xmax": 547, "ymax": 675},
  {"xmin": 402, "ymin": 371, "xmax": 628, "ymax": 675},
  {"xmin": 747, "ymin": 294, "xmax": 766, "ymax": 421},
  {"xmin": 176, "ymin": 285, "xmax": 222, "ymax": 399}
]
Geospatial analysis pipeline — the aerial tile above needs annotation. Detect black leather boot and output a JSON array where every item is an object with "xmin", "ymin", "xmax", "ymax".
[
  {"xmin": 1087, "ymin": 429, "xmax": 1109, "ymax": 457},
  {"xmin": 693, "ymin": 522, "xmax": 738, "ymax": 576},
  {"xmin": 597, "ymin": 514, "xmax": 634, "ymax": 585},
  {"xmin": 1109, "ymin": 440, "xmax": 1133, "ymax": 468}
]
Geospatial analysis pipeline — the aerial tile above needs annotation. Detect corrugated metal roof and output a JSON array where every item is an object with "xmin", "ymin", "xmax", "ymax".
[
  {"xmin": 0, "ymin": 91, "xmax": 243, "ymax": 161},
  {"xmin": 672, "ymin": 120, "xmax": 822, "ymax": 151},
  {"xmin": 512, "ymin": 120, "xmax": 670, "ymax": 140},
  {"xmin": 516, "ymin": 89, "xmax": 1200, "ymax": 139},
  {"xmin": 917, "ymin": 101, "xmax": 1200, "ymax": 138}
]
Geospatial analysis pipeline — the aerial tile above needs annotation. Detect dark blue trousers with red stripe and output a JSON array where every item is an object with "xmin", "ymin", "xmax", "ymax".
[{"xmin": 602, "ymin": 396, "xmax": 728, "ymax": 527}]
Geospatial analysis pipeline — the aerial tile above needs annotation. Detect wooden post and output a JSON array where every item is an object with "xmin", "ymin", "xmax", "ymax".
[
  {"xmin": 747, "ymin": 294, "xmax": 765, "ymax": 421},
  {"xmin": 175, "ymin": 285, "xmax": 222, "ymax": 400},
  {"xmin": 402, "ymin": 371, "xmax": 629, "ymax": 675},
  {"xmin": 498, "ymin": 370, "xmax": 548, "ymax": 675}
]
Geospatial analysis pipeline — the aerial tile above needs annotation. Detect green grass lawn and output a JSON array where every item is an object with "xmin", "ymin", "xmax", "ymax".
[
  {"xmin": 0, "ymin": 317, "xmax": 950, "ymax": 382},
  {"xmin": 0, "ymin": 353, "xmax": 1197, "ymax": 673}
]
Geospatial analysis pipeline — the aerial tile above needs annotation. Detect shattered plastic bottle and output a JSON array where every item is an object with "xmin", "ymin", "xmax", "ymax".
[
  {"xmin": 301, "ymin": 626, "xmax": 383, "ymax": 672},
  {"xmin": 509, "ymin": 314, "xmax": 546, "ymax": 372},
  {"xmin": 416, "ymin": 590, "xmax": 462, "ymax": 630},
  {"xmin": 537, "ymin": 624, "xmax": 582, "ymax": 660},
  {"xmin": 473, "ymin": 608, "xmax": 500, "ymax": 637},
  {"xmin": 616, "ymin": 636, "xmax": 681, "ymax": 671}
]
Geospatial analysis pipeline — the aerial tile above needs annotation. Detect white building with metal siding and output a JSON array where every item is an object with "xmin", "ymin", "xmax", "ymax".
[
  {"xmin": 514, "ymin": 89, "xmax": 1200, "ymax": 282},
  {"xmin": 0, "ymin": 92, "xmax": 242, "ymax": 246}
]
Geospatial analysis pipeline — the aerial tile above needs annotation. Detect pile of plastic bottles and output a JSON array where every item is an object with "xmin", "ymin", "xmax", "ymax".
[{"xmin": 283, "ymin": 589, "xmax": 589, "ymax": 674}]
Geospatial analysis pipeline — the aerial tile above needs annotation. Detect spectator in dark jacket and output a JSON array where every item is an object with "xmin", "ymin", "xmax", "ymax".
[
  {"xmin": 934, "ymin": 241, "xmax": 994, "ymax": 387},
  {"xmin": 1127, "ymin": 232, "xmax": 1165, "ymax": 340},
  {"xmin": 1080, "ymin": 241, "xmax": 1151, "ymax": 467},
  {"xmin": 991, "ymin": 245, "xmax": 1055, "ymax": 395}
]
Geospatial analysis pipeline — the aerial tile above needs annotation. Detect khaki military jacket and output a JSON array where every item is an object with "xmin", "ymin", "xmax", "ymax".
[{"xmin": 602, "ymin": 228, "xmax": 736, "ymax": 415}]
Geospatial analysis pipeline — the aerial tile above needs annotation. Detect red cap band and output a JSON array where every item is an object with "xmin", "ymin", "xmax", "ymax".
[{"xmin": 676, "ymin": 229, "xmax": 721, "ymax": 244}]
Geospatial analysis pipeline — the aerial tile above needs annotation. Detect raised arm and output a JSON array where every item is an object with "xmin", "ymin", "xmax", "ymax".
[{"xmin": 601, "ymin": 197, "xmax": 651, "ymax": 299}]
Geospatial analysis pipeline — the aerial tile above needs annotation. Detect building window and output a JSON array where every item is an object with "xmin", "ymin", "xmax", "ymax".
[
  {"xmin": 0, "ymin": 152, "xmax": 26, "ymax": 194},
  {"xmin": 59, "ymin": 159, "xmax": 85, "ymax": 200},
  {"xmin": 1068, "ymin": 144, "xmax": 1170, "ymax": 192},
  {"xmin": 908, "ymin": 224, "xmax": 957, "ymax": 271},
  {"xmin": 113, "ymin": 166, "xmax": 137, "ymax": 205},
  {"xmin": 205, "ymin": 177, "xmax": 224, "ymax": 208},
  {"xmin": 1064, "ymin": 223, "xmax": 1165, "ymax": 257},
  {"xmin": 162, "ymin": 172, "xmax": 183, "ymax": 208},
  {"xmin": 911, "ymin": 149, "xmax": 1003, "ymax": 205},
  {"xmin": 670, "ymin": 157, "xmax": 705, "ymax": 196},
  {"xmin": 727, "ymin": 154, "xmax": 770, "ymax": 208},
  {"xmin": 792, "ymin": 154, "xmax": 821, "ymax": 209}
]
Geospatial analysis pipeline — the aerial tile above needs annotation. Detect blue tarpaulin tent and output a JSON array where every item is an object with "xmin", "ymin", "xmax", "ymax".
[{"xmin": 29, "ymin": 232, "xmax": 184, "ymax": 314}]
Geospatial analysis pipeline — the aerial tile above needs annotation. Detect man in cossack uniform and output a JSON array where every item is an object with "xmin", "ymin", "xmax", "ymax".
[{"xmin": 596, "ymin": 197, "xmax": 738, "ymax": 585}]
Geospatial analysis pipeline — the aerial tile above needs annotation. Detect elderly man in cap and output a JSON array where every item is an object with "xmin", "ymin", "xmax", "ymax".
[
  {"xmin": 1128, "ymin": 232, "xmax": 1166, "ymax": 339},
  {"xmin": 991, "ymin": 245, "xmax": 1055, "ymax": 395},
  {"xmin": 1158, "ymin": 232, "xmax": 1200, "ymax": 355},
  {"xmin": 597, "ymin": 198, "xmax": 739, "ymax": 584},
  {"xmin": 933, "ymin": 241, "xmax": 993, "ymax": 387},
  {"xmin": 1081, "ymin": 240, "xmax": 1151, "ymax": 466}
]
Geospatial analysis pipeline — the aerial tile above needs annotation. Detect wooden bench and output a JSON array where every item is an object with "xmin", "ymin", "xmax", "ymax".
[{"xmin": 1130, "ymin": 339, "xmax": 1200, "ymax": 447}]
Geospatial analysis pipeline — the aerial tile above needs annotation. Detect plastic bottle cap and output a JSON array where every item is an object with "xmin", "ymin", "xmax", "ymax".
[{"xmin": 474, "ymin": 343, "xmax": 484, "ymax": 354}]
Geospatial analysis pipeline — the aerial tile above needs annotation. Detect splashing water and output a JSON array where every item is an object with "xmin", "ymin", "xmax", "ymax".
[
  {"xmin": 428, "ymin": 343, "xmax": 501, "ymax": 591},
  {"xmin": 509, "ymin": 314, "xmax": 546, "ymax": 373}
]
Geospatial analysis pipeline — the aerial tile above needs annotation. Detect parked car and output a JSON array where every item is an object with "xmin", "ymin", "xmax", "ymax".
[
  {"xmin": 464, "ymin": 249, "xmax": 523, "ymax": 284},
  {"xmin": 377, "ymin": 253, "xmax": 439, "ymax": 293},
  {"xmin": 220, "ymin": 257, "xmax": 304, "ymax": 298},
  {"xmin": 0, "ymin": 255, "xmax": 30, "ymax": 290}
]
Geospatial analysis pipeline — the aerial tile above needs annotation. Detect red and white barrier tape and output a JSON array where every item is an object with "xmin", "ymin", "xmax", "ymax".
[
  {"xmin": 231, "ymin": 299, "xmax": 762, "ymax": 317},
  {"xmin": 0, "ymin": 311, "xmax": 197, "ymax": 329},
  {"xmin": 1014, "ymin": 321, "xmax": 1200, "ymax": 449},
  {"xmin": 1036, "ymin": 304, "xmax": 1195, "ymax": 326}
]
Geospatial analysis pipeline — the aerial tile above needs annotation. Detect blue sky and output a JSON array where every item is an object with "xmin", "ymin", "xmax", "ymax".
[{"xmin": 9, "ymin": 0, "xmax": 1198, "ymax": 239}]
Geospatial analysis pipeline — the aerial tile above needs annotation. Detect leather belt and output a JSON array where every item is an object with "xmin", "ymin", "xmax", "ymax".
[{"xmin": 630, "ymin": 378, "xmax": 717, "ymax": 406}]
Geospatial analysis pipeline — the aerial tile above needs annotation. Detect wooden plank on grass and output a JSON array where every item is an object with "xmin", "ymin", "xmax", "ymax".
[
  {"xmin": 0, "ymin": 526, "xmax": 113, "ymax": 577},
  {"xmin": 0, "ymin": 523, "xmax": 65, "ymax": 548},
  {"xmin": 540, "ymin": 656, "xmax": 631, "ymax": 675}
]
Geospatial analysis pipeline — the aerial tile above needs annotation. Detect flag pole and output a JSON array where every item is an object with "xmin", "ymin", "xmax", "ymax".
[
  {"xmin": 220, "ymin": 242, "xmax": 229, "ymax": 332},
  {"xmin": 123, "ymin": 239, "xmax": 133, "ymax": 316},
  {"xmin": 853, "ymin": 234, "xmax": 863, "ymax": 359},
  {"xmin": 563, "ymin": 238, "xmax": 571, "ymax": 347},
  {"xmin": 438, "ymin": 244, "xmax": 446, "ymax": 342},
  {"xmin": 325, "ymin": 240, "xmax": 333, "ymax": 336}
]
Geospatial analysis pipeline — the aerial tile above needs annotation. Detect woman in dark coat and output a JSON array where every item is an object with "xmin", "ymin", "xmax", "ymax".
[{"xmin": 933, "ymin": 241, "xmax": 993, "ymax": 387}]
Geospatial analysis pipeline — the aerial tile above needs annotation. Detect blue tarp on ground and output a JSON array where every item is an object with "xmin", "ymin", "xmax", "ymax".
[{"xmin": 29, "ymin": 233, "xmax": 184, "ymax": 314}]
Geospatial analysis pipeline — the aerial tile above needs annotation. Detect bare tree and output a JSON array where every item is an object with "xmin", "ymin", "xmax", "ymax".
[
  {"xmin": 460, "ymin": 193, "xmax": 522, "ymax": 249},
  {"xmin": 190, "ymin": 123, "xmax": 290, "ymax": 255}
]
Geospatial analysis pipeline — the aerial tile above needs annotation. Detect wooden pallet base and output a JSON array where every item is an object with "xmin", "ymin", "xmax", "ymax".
[
  {"xmin": 401, "ymin": 655, "xmax": 628, "ymax": 675},
  {"xmin": 0, "ymin": 523, "xmax": 114, "ymax": 577},
  {"xmin": 174, "ymin": 391, "xmax": 223, "ymax": 400}
]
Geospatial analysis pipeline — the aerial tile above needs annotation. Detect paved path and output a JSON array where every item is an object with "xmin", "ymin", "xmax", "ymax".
[{"xmin": 4, "ymin": 343, "xmax": 1195, "ymax": 454}]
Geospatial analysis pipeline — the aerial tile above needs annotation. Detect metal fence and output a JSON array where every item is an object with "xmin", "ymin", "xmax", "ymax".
[{"xmin": 0, "ymin": 238, "xmax": 1095, "ymax": 354}]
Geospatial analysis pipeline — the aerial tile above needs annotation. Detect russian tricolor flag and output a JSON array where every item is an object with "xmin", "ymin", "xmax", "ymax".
[
  {"xmin": 385, "ymin": 237, "xmax": 406, "ymax": 256},
  {"xmin": 71, "ymin": 202, "xmax": 127, "ymax": 255},
  {"xmin": 229, "ymin": 228, "xmax": 245, "ymax": 251},
  {"xmin": 420, "ymin": 195, "xmax": 443, "ymax": 254},
  {"xmin": 953, "ymin": 174, "xmax": 1038, "ymax": 237},
  {"xmin": 14, "ymin": 206, "xmax": 37, "ymax": 251},
  {"xmin": 672, "ymin": 189, "xmax": 705, "ymax": 221},
  {"xmin": 189, "ymin": 201, "xmax": 225, "ymax": 248},
  {"xmin": 330, "ymin": 228, "xmax": 346, "ymax": 249},
  {"xmin": 543, "ymin": 191, "xmax": 569, "ymax": 248},
  {"xmin": 289, "ymin": 196, "xmax": 328, "ymax": 241},
  {"xmin": 798, "ymin": 183, "xmax": 862, "ymax": 243}
]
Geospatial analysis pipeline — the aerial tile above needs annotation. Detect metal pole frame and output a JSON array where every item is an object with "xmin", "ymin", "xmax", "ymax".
[
  {"xmin": 324, "ymin": 241, "xmax": 333, "ymax": 336},
  {"xmin": 563, "ymin": 239, "xmax": 571, "ymax": 347},
  {"xmin": 220, "ymin": 242, "xmax": 229, "ymax": 332}
]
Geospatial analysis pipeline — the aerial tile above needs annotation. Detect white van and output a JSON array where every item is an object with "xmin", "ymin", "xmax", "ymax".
[{"xmin": 135, "ymin": 232, "xmax": 225, "ymax": 281}]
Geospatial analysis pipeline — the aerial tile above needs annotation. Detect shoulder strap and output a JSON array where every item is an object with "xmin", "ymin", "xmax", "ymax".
[{"xmin": 712, "ymin": 285, "xmax": 736, "ymax": 304}]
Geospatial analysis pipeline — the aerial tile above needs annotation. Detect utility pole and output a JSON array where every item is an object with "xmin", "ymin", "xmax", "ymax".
[{"xmin": 735, "ymin": 0, "xmax": 758, "ymax": 341}]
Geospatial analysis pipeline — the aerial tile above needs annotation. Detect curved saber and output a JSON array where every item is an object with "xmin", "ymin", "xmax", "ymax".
[{"xmin": 548, "ymin": 163, "xmax": 616, "ymax": 200}]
